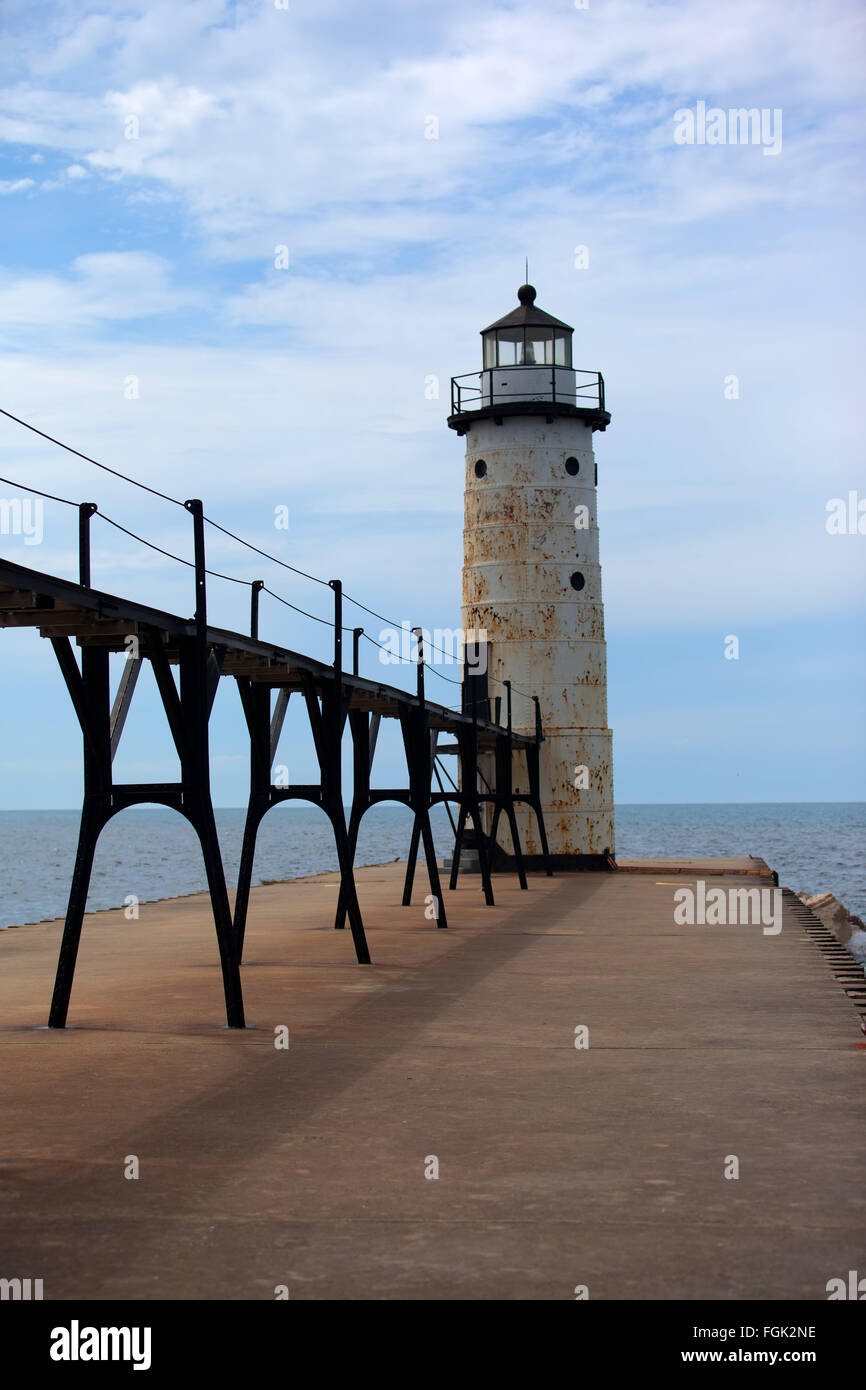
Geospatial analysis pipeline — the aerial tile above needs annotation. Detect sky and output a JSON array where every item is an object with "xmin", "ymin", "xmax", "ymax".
[{"xmin": 0, "ymin": 0, "xmax": 864, "ymax": 808}]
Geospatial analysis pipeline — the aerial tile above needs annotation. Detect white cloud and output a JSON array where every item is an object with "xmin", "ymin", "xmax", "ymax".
[
  {"xmin": 0, "ymin": 252, "xmax": 201, "ymax": 326},
  {"xmin": 0, "ymin": 0, "xmax": 862, "ymax": 258},
  {"xmin": 0, "ymin": 0, "xmax": 862, "ymax": 809},
  {"xmin": 0, "ymin": 0, "xmax": 862, "ymax": 642}
]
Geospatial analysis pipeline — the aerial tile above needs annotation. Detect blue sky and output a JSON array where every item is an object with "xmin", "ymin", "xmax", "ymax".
[{"xmin": 0, "ymin": 0, "xmax": 864, "ymax": 807}]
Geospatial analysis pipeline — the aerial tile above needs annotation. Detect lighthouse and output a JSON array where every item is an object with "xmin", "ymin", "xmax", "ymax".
[{"xmin": 449, "ymin": 283, "xmax": 614, "ymax": 866}]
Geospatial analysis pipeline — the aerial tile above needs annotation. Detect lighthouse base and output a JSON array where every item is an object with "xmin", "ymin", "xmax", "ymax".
[{"xmin": 491, "ymin": 848, "xmax": 616, "ymax": 873}]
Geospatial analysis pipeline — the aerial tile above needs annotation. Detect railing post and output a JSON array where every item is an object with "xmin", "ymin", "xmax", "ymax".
[
  {"xmin": 412, "ymin": 626, "xmax": 425, "ymax": 705},
  {"xmin": 533, "ymin": 695, "xmax": 543, "ymax": 745},
  {"xmin": 78, "ymin": 503, "xmax": 98, "ymax": 587},
  {"xmin": 504, "ymin": 679, "xmax": 512, "ymax": 735},
  {"xmin": 250, "ymin": 579, "xmax": 264, "ymax": 639},
  {"xmin": 184, "ymin": 499, "xmax": 207, "ymax": 637},
  {"xmin": 329, "ymin": 580, "xmax": 342, "ymax": 674},
  {"xmin": 352, "ymin": 626, "xmax": 363, "ymax": 676}
]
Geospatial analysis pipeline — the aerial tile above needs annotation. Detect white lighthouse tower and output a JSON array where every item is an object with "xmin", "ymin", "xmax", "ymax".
[{"xmin": 449, "ymin": 283, "xmax": 614, "ymax": 866}]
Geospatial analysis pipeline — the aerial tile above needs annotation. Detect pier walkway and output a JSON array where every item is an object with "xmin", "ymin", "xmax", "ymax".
[{"xmin": 0, "ymin": 859, "xmax": 863, "ymax": 1300}]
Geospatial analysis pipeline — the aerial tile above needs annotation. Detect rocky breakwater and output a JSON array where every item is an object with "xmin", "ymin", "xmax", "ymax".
[{"xmin": 797, "ymin": 891, "xmax": 866, "ymax": 971}]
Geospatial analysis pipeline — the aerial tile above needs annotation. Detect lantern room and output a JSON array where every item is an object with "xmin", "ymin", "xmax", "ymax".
[
  {"xmin": 481, "ymin": 284, "xmax": 573, "ymax": 368},
  {"xmin": 448, "ymin": 283, "xmax": 609, "ymax": 432}
]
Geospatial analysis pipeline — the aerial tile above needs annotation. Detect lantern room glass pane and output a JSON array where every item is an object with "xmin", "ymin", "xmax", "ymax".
[
  {"xmin": 525, "ymin": 327, "xmax": 555, "ymax": 365},
  {"xmin": 495, "ymin": 328, "xmax": 522, "ymax": 366},
  {"xmin": 483, "ymin": 324, "xmax": 573, "ymax": 369}
]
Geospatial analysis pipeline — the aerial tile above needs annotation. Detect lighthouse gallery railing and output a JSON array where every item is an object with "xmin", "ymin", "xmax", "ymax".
[{"xmin": 450, "ymin": 366, "xmax": 606, "ymax": 416}]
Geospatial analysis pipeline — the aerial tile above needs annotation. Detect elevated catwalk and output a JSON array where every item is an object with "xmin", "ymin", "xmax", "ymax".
[{"xmin": 0, "ymin": 542, "xmax": 551, "ymax": 1029}]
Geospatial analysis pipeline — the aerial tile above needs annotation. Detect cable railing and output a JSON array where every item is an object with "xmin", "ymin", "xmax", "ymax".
[{"xmin": 0, "ymin": 409, "xmax": 544, "ymax": 729}]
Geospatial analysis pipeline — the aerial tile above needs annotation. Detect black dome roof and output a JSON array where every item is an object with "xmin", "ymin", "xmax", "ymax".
[{"xmin": 482, "ymin": 284, "xmax": 573, "ymax": 334}]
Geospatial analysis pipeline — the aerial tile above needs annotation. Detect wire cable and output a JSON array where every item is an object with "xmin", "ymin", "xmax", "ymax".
[
  {"xmin": 262, "ymin": 584, "xmax": 339, "ymax": 629},
  {"xmin": 360, "ymin": 629, "xmax": 462, "ymax": 688},
  {"xmin": 0, "ymin": 407, "xmax": 183, "ymax": 508},
  {"xmin": 344, "ymin": 586, "xmax": 533, "ymax": 700},
  {"xmin": 0, "ymin": 405, "xmax": 331, "ymax": 587},
  {"xmin": 97, "ymin": 514, "xmax": 251, "ymax": 587},
  {"xmin": 203, "ymin": 516, "xmax": 331, "ymax": 588},
  {"xmin": 0, "ymin": 408, "xmax": 537, "ymax": 704},
  {"xmin": 0, "ymin": 473, "xmax": 78, "ymax": 508}
]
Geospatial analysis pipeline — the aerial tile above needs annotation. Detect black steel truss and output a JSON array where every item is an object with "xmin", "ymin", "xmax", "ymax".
[{"xmin": 0, "ymin": 512, "xmax": 552, "ymax": 1030}]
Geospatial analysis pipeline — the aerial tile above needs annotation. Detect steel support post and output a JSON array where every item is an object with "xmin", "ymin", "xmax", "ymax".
[
  {"xmin": 48, "ymin": 641, "xmax": 111, "ymax": 1027},
  {"xmin": 300, "ymin": 670, "xmax": 371, "ymax": 965}
]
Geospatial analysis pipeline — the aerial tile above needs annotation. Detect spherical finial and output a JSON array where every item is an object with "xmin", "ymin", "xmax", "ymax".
[{"xmin": 517, "ymin": 283, "xmax": 536, "ymax": 305}]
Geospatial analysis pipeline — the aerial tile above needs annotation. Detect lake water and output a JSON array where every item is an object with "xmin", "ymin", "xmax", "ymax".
[{"xmin": 0, "ymin": 802, "xmax": 862, "ymax": 929}]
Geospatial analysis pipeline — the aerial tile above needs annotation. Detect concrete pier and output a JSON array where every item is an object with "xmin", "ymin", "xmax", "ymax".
[{"xmin": 0, "ymin": 860, "xmax": 863, "ymax": 1300}]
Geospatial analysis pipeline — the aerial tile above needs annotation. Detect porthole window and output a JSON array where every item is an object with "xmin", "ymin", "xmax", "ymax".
[
  {"xmin": 565, "ymin": 456, "xmax": 580, "ymax": 476},
  {"xmin": 474, "ymin": 459, "xmax": 487, "ymax": 478},
  {"xmin": 570, "ymin": 571, "xmax": 585, "ymax": 591}
]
